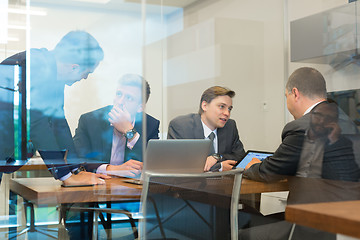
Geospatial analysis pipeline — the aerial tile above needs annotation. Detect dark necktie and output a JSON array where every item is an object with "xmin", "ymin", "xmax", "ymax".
[{"xmin": 208, "ymin": 132, "xmax": 216, "ymax": 155}]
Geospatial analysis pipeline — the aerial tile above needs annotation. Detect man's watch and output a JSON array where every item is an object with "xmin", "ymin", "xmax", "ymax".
[
  {"xmin": 211, "ymin": 153, "xmax": 223, "ymax": 161},
  {"xmin": 125, "ymin": 128, "xmax": 137, "ymax": 140},
  {"xmin": 72, "ymin": 166, "xmax": 86, "ymax": 175}
]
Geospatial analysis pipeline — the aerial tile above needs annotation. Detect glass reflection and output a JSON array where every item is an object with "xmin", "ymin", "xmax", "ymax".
[
  {"xmin": 298, "ymin": 101, "xmax": 360, "ymax": 181},
  {"xmin": 0, "ymin": 0, "xmax": 359, "ymax": 239}
]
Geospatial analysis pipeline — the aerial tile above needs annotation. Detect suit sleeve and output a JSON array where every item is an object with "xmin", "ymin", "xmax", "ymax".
[
  {"xmin": 30, "ymin": 111, "xmax": 75, "ymax": 179},
  {"xmin": 167, "ymin": 119, "xmax": 184, "ymax": 139},
  {"xmin": 244, "ymin": 124, "xmax": 305, "ymax": 182},
  {"xmin": 221, "ymin": 121, "xmax": 245, "ymax": 161},
  {"xmin": 73, "ymin": 114, "xmax": 106, "ymax": 173},
  {"xmin": 147, "ymin": 119, "xmax": 160, "ymax": 140},
  {"xmin": 73, "ymin": 114, "xmax": 92, "ymax": 159},
  {"xmin": 131, "ymin": 117, "xmax": 160, "ymax": 151},
  {"xmin": 30, "ymin": 113, "xmax": 61, "ymax": 151}
]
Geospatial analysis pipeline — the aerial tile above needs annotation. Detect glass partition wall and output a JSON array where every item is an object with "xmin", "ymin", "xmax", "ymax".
[
  {"xmin": 0, "ymin": 0, "xmax": 359, "ymax": 239},
  {"xmin": 0, "ymin": 0, "xmax": 288, "ymax": 239},
  {"xmin": 1, "ymin": 0, "xmax": 147, "ymax": 239}
]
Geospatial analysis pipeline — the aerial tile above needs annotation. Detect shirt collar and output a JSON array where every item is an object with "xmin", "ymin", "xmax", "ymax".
[
  {"xmin": 303, "ymin": 101, "xmax": 324, "ymax": 116},
  {"xmin": 201, "ymin": 120, "xmax": 217, "ymax": 138}
]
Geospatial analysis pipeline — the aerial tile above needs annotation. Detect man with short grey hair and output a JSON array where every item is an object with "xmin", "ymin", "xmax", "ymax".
[
  {"xmin": 244, "ymin": 66, "xmax": 360, "ymax": 182},
  {"xmin": 239, "ymin": 67, "xmax": 360, "ymax": 240}
]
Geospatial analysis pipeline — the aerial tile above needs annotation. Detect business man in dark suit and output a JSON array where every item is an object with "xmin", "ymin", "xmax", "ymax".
[
  {"xmin": 73, "ymin": 74, "xmax": 160, "ymax": 178},
  {"xmin": 244, "ymin": 67, "xmax": 360, "ymax": 182},
  {"xmin": 1, "ymin": 31, "xmax": 110, "ymax": 186},
  {"xmin": 168, "ymin": 86, "xmax": 245, "ymax": 171},
  {"xmin": 239, "ymin": 67, "xmax": 360, "ymax": 240}
]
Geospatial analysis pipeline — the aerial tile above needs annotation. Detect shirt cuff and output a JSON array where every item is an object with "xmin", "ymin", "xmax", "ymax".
[
  {"xmin": 96, "ymin": 164, "xmax": 109, "ymax": 175},
  {"xmin": 127, "ymin": 132, "xmax": 140, "ymax": 150},
  {"xmin": 59, "ymin": 172, "xmax": 72, "ymax": 181}
]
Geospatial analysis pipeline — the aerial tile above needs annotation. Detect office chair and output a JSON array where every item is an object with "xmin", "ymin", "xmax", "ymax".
[
  {"xmin": 139, "ymin": 168, "xmax": 244, "ymax": 240},
  {"xmin": 59, "ymin": 201, "xmax": 139, "ymax": 240},
  {"xmin": 8, "ymin": 199, "xmax": 58, "ymax": 240}
]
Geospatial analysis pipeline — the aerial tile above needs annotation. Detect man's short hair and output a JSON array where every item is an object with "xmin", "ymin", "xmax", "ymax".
[
  {"xmin": 54, "ymin": 30, "xmax": 104, "ymax": 69},
  {"xmin": 198, "ymin": 86, "xmax": 235, "ymax": 114},
  {"xmin": 118, "ymin": 74, "xmax": 151, "ymax": 103},
  {"xmin": 286, "ymin": 67, "xmax": 327, "ymax": 99}
]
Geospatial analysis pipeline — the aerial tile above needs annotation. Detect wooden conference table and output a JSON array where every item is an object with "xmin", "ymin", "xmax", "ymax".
[
  {"xmin": 284, "ymin": 177, "xmax": 360, "ymax": 239},
  {"xmin": 9, "ymin": 176, "xmax": 289, "ymax": 239},
  {"xmin": 8, "ymin": 176, "xmax": 360, "ymax": 240},
  {"xmin": 9, "ymin": 177, "xmax": 288, "ymax": 205},
  {"xmin": 10, "ymin": 177, "xmax": 142, "ymax": 205},
  {"xmin": 286, "ymin": 200, "xmax": 360, "ymax": 239}
]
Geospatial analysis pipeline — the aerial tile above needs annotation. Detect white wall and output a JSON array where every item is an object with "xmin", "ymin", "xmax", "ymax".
[
  {"xmin": 287, "ymin": 0, "xmax": 360, "ymax": 121},
  {"xmin": 146, "ymin": 0, "xmax": 286, "ymax": 151}
]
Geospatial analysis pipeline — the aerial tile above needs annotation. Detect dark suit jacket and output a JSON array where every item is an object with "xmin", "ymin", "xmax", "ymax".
[
  {"xmin": 167, "ymin": 113, "xmax": 245, "ymax": 162},
  {"xmin": 1, "ymin": 49, "xmax": 76, "ymax": 179},
  {"xmin": 244, "ymin": 113, "xmax": 360, "ymax": 182},
  {"xmin": 1, "ymin": 50, "xmax": 75, "ymax": 155},
  {"xmin": 73, "ymin": 105, "xmax": 160, "ymax": 170}
]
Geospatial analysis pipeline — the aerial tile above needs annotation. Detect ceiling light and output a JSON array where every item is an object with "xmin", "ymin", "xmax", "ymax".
[
  {"xmin": 72, "ymin": 0, "xmax": 111, "ymax": 4},
  {"xmin": 0, "ymin": 0, "xmax": 8, "ymax": 44},
  {"xmin": 7, "ymin": 8, "xmax": 47, "ymax": 16},
  {"xmin": 8, "ymin": 25, "xmax": 27, "ymax": 30},
  {"xmin": 7, "ymin": 37, "xmax": 19, "ymax": 42}
]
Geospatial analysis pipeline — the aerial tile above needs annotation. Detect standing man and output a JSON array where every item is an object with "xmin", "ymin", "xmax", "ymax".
[
  {"xmin": 73, "ymin": 74, "xmax": 160, "ymax": 178},
  {"xmin": 244, "ymin": 67, "xmax": 360, "ymax": 182},
  {"xmin": 168, "ymin": 86, "xmax": 245, "ymax": 171},
  {"xmin": 1, "ymin": 30, "xmax": 108, "ymax": 185}
]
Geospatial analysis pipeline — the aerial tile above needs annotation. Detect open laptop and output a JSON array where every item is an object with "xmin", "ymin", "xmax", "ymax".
[
  {"xmin": 233, "ymin": 150, "xmax": 273, "ymax": 170},
  {"xmin": 123, "ymin": 139, "xmax": 211, "ymax": 185}
]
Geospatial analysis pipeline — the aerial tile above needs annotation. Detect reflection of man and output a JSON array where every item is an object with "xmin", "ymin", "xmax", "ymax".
[
  {"xmin": 0, "ymin": 66, "xmax": 17, "ymax": 164},
  {"xmin": 73, "ymin": 74, "xmax": 160, "ymax": 177},
  {"xmin": 1, "ymin": 31, "xmax": 109, "ymax": 185},
  {"xmin": 298, "ymin": 102, "xmax": 360, "ymax": 181},
  {"xmin": 244, "ymin": 67, "xmax": 360, "ymax": 182},
  {"xmin": 167, "ymin": 86, "xmax": 245, "ymax": 171}
]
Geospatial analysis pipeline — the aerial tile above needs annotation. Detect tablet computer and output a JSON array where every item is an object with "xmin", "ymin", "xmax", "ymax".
[{"xmin": 233, "ymin": 150, "xmax": 273, "ymax": 169}]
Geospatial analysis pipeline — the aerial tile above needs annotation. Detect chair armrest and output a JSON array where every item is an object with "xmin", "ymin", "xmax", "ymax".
[{"xmin": 144, "ymin": 168, "xmax": 243, "ymax": 179}]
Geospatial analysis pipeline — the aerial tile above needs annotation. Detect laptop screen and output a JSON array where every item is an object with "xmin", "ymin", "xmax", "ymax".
[{"xmin": 234, "ymin": 150, "xmax": 273, "ymax": 169}]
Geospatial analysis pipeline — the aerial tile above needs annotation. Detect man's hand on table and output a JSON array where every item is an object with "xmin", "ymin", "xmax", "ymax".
[
  {"xmin": 63, "ymin": 172, "xmax": 111, "ymax": 186},
  {"xmin": 106, "ymin": 159, "xmax": 143, "ymax": 178},
  {"xmin": 222, "ymin": 160, "xmax": 237, "ymax": 171},
  {"xmin": 204, "ymin": 156, "xmax": 218, "ymax": 171},
  {"xmin": 245, "ymin": 157, "xmax": 261, "ymax": 170},
  {"xmin": 205, "ymin": 157, "xmax": 237, "ymax": 172}
]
